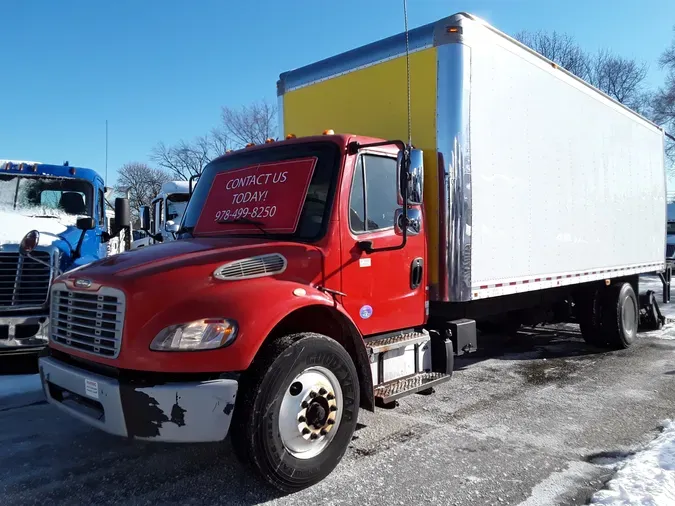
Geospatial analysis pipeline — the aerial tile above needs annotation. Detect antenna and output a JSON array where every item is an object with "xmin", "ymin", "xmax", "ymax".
[
  {"xmin": 403, "ymin": 0, "xmax": 412, "ymax": 147},
  {"xmin": 105, "ymin": 119, "xmax": 109, "ymax": 185}
]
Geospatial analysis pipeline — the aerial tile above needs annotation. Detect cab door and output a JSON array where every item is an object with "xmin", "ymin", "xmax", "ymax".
[{"xmin": 339, "ymin": 151, "xmax": 426, "ymax": 336}]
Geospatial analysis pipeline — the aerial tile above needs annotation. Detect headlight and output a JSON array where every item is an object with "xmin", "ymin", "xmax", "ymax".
[{"xmin": 150, "ymin": 318, "xmax": 238, "ymax": 351}]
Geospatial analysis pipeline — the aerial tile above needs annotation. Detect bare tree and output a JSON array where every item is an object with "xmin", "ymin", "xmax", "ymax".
[
  {"xmin": 515, "ymin": 30, "xmax": 649, "ymax": 114},
  {"xmin": 151, "ymin": 133, "xmax": 225, "ymax": 181},
  {"xmin": 115, "ymin": 162, "xmax": 171, "ymax": 220},
  {"xmin": 514, "ymin": 30, "xmax": 590, "ymax": 79},
  {"xmin": 220, "ymin": 99, "xmax": 277, "ymax": 147},
  {"xmin": 588, "ymin": 50, "xmax": 649, "ymax": 111},
  {"xmin": 653, "ymin": 27, "xmax": 675, "ymax": 161}
]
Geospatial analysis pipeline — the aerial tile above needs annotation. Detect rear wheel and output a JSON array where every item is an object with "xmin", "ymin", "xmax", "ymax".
[
  {"xmin": 230, "ymin": 333, "xmax": 360, "ymax": 492},
  {"xmin": 601, "ymin": 282, "xmax": 638, "ymax": 349}
]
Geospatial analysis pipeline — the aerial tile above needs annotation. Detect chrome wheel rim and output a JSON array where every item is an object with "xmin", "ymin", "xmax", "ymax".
[
  {"xmin": 623, "ymin": 296, "xmax": 637, "ymax": 337},
  {"xmin": 278, "ymin": 366, "xmax": 343, "ymax": 460}
]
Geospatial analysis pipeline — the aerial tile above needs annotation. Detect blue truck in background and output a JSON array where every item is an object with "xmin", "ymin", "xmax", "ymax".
[{"xmin": 0, "ymin": 160, "xmax": 130, "ymax": 355}]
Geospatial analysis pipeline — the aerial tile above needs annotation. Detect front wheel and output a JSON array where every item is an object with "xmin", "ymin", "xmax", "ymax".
[{"xmin": 230, "ymin": 333, "xmax": 360, "ymax": 492}]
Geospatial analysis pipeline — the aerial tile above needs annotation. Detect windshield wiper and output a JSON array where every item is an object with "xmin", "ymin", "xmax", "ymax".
[{"xmin": 217, "ymin": 217, "xmax": 268, "ymax": 235}]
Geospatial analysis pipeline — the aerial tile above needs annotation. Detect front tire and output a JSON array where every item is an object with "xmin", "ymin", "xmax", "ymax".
[{"xmin": 231, "ymin": 333, "xmax": 360, "ymax": 492}]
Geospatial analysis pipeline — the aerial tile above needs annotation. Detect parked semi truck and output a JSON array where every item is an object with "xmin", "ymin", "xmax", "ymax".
[
  {"xmin": 131, "ymin": 180, "xmax": 190, "ymax": 249},
  {"xmin": 38, "ymin": 12, "xmax": 666, "ymax": 491},
  {"xmin": 0, "ymin": 160, "xmax": 130, "ymax": 354}
]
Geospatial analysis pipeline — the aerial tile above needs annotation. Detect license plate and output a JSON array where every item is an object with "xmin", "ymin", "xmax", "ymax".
[{"xmin": 84, "ymin": 378, "xmax": 99, "ymax": 399}]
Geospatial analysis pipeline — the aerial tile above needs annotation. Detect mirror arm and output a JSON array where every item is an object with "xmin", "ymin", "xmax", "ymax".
[
  {"xmin": 73, "ymin": 230, "xmax": 87, "ymax": 260},
  {"xmin": 24, "ymin": 252, "xmax": 53, "ymax": 270}
]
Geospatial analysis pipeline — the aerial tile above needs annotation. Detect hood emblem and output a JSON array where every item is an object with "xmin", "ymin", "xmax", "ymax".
[{"xmin": 74, "ymin": 279, "xmax": 92, "ymax": 289}]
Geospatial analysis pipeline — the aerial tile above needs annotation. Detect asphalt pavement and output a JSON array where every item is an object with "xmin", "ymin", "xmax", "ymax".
[{"xmin": 1, "ymin": 276, "xmax": 674, "ymax": 506}]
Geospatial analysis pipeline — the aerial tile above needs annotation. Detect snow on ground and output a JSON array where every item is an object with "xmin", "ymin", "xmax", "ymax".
[
  {"xmin": 591, "ymin": 420, "xmax": 675, "ymax": 506},
  {"xmin": 0, "ymin": 374, "xmax": 41, "ymax": 398},
  {"xmin": 640, "ymin": 274, "xmax": 675, "ymax": 330}
]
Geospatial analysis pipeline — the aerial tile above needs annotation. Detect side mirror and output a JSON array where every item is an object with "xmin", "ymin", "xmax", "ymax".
[
  {"xmin": 20, "ymin": 230, "xmax": 40, "ymax": 256},
  {"xmin": 76, "ymin": 217, "xmax": 96, "ymax": 231},
  {"xmin": 407, "ymin": 149, "xmax": 424, "ymax": 205},
  {"xmin": 139, "ymin": 206, "xmax": 151, "ymax": 231},
  {"xmin": 397, "ymin": 148, "xmax": 424, "ymax": 205},
  {"xmin": 73, "ymin": 217, "xmax": 95, "ymax": 260},
  {"xmin": 114, "ymin": 197, "xmax": 130, "ymax": 233},
  {"xmin": 165, "ymin": 220, "xmax": 180, "ymax": 234}
]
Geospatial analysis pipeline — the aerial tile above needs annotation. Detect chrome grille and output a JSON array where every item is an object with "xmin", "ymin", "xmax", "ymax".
[
  {"xmin": 213, "ymin": 253, "xmax": 287, "ymax": 280},
  {"xmin": 0, "ymin": 251, "xmax": 52, "ymax": 309},
  {"xmin": 50, "ymin": 284, "xmax": 125, "ymax": 358}
]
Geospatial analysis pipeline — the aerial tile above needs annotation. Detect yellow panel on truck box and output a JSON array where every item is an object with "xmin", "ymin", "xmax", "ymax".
[{"xmin": 281, "ymin": 47, "xmax": 441, "ymax": 287}]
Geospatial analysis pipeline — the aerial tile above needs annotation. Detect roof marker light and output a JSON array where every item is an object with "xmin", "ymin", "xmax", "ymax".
[
  {"xmin": 323, "ymin": 129, "xmax": 334, "ymax": 135},
  {"xmin": 69, "ymin": 167, "xmax": 76, "ymax": 175},
  {"xmin": 265, "ymin": 138, "xmax": 275, "ymax": 143},
  {"xmin": 245, "ymin": 143, "xmax": 255, "ymax": 148},
  {"xmin": 286, "ymin": 133, "xmax": 296, "ymax": 139},
  {"xmin": 31, "ymin": 163, "xmax": 38, "ymax": 172}
]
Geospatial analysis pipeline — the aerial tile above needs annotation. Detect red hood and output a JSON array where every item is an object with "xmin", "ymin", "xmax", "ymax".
[{"xmin": 60, "ymin": 237, "xmax": 322, "ymax": 285}]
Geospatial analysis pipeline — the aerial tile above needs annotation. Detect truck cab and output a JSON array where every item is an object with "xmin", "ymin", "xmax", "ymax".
[
  {"xmin": 0, "ymin": 160, "xmax": 130, "ymax": 354},
  {"xmin": 132, "ymin": 181, "xmax": 190, "ymax": 248}
]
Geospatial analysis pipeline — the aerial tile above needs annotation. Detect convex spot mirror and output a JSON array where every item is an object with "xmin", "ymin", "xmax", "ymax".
[{"xmin": 396, "ymin": 148, "xmax": 424, "ymax": 205}]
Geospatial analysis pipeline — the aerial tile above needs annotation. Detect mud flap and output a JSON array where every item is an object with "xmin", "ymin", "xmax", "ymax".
[{"xmin": 639, "ymin": 290, "xmax": 666, "ymax": 331}]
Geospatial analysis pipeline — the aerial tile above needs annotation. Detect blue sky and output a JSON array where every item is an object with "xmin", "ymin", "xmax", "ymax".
[{"xmin": 1, "ymin": 0, "xmax": 674, "ymax": 185}]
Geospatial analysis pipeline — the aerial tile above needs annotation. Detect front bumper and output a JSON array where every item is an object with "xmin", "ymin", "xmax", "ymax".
[
  {"xmin": 0, "ymin": 315, "xmax": 49, "ymax": 352},
  {"xmin": 39, "ymin": 356, "xmax": 238, "ymax": 442}
]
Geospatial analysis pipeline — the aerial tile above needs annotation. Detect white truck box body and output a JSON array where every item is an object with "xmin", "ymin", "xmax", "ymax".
[{"xmin": 465, "ymin": 17, "xmax": 666, "ymax": 300}]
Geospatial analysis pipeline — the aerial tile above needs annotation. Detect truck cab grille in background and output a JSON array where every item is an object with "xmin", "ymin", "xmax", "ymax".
[
  {"xmin": 213, "ymin": 253, "xmax": 287, "ymax": 280},
  {"xmin": 0, "ymin": 251, "xmax": 52, "ymax": 309},
  {"xmin": 50, "ymin": 284, "xmax": 125, "ymax": 359}
]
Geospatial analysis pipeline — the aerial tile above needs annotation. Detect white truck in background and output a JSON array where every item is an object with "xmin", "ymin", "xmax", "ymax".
[{"xmin": 131, "ymin": 180, "xmax": 190, "ymax": 249}]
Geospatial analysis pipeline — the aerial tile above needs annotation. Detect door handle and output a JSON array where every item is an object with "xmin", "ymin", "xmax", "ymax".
[{"xmin": 410, "ymin": 257, "xmax": 424, "ymax": 289}]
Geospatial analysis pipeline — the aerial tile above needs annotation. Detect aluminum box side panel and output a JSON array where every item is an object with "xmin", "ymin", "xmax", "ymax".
[
  {"xmin": 435, "ymin": 41, "xmax": 472, "ymax": 302},
  {"xmin": 466, "ymin": 24, "xmax": 665, "ymax": 297}
]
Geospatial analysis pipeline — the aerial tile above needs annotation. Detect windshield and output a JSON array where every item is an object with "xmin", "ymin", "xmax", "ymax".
[
  {"xmin": 668, "ymin": 222, "xmax": 675, "ymax": 235},
  {"xmin": 166, "ymin": 193, "xmax": 189, "ymax": 222},
  {"xmin": 0, "ymin": 174, "xmax": 93, "ymax": 218},
  {"xmin": 181, "ymin": 142, "xmax": 340, "ymax": 241}
]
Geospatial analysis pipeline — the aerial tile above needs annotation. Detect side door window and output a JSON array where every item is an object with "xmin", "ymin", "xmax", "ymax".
[{"xmin": 349, "ymin": 154, "xmax": 398, "ymax": 233}]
